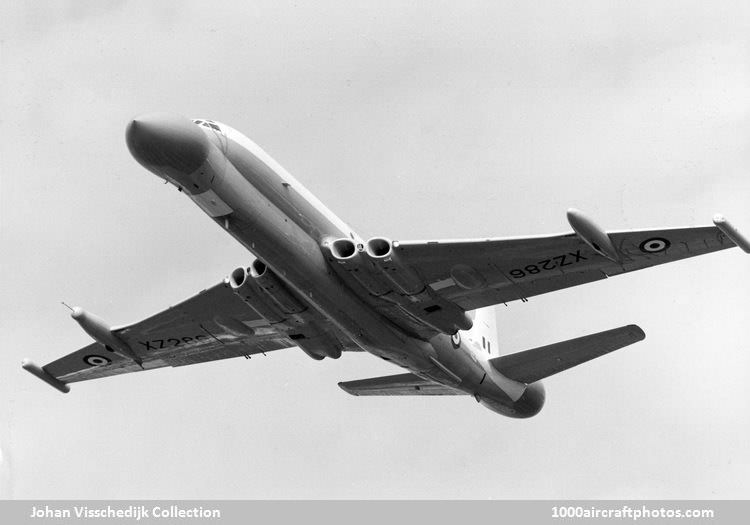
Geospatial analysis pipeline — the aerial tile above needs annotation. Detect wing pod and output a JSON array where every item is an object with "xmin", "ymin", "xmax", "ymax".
[
  {"xmin": 567, "ymin": 208, "xmax": 620, "ymax": 262},
  {"xmin": 713, "ymin": 214, "xmax": 750, "ymax": 253},
  {"xmin": 71, "ymin": 307, "xmax": 142, "ymax": 365}
]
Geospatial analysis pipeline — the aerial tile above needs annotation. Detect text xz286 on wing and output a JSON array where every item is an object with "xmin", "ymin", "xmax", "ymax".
[
  {"xmin": 138, "ymin": 335, "xmax": 208, "ymax": 351},
  {"xmin": 508, "ymin": 250, "xmax": 587, "ymax": 279}
]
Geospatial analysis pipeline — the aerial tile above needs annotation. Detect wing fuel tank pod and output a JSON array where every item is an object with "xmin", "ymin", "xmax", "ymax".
[
  {"xmin": 713, "ymin": 214, "xmax": 750, "ymax": 253},
  {"xmin": 566, "ymin": 208, "xmax": 620, "ymax": 263},
  {"xmin": 70, "ymin": 307, "xmax": 142, "ymax": 365}
]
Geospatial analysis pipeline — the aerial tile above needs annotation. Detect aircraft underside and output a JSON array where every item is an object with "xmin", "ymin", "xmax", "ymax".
[{"xmin": 22, "ymin": 113, "xmax": 750, "ymax": 418}]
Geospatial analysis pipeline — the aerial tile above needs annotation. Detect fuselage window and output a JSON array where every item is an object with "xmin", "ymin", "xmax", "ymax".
[
  {"xmin": 482, "ymin": 336, "xmax": 486, "ymax": 349},
  {"xmin": 487, "ymin": 341, "xmax": 491, "ymax": 354}
]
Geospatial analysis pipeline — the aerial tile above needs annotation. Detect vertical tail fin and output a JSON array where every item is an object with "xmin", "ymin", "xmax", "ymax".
[{"xmin": 467, "ymin": 306, "xmax": 499, "ymax": 358}]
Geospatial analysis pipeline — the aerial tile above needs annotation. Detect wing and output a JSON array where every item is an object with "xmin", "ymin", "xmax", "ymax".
[
  {"xmin": 338, "ymin": 372, "xmax": 467, "ymax": 396},
  {"xmin": 391, "ymin": 213, "xmax": 745, "ymax": 312},
  {"xmin": 23, "ymin": 277, "xmax": 358, "ymax": 391},
  {"xmin": 490, "ymin": 324, "xmax": 646, "ymax": 384}
]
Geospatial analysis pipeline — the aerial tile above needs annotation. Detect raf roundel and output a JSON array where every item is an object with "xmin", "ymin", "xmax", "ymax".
[
  {"xmin": 83, "ymin": 354, "xmax": 112, "ymax": 367},
  {"xmin": 639, "ymin": 237, "xmax": 671, "ymax": 253}
]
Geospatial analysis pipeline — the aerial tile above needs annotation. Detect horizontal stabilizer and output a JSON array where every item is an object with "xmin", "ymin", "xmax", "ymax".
[
  {"xmin": 490, "ymin": 324, "xmax": 645, "ymax": 384},
  {"xmin": 339, "ymin": 372, "xmax": 467, "ymax": 396}
]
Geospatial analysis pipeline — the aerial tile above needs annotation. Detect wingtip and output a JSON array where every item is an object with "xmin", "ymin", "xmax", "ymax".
[
  {"xmin": 21, "ymin": 359, "xmax": 70, "ymax": 393},
  {"xmin": 626, "ymin": 324, "xmax": 646, "ymax": 341},
  {"xmin": 712, "ymin": 214, "xmax": 750, "ymax": 253},
  {"xmin": 337, "ymin": 382, "xmax": 358, "ymax": 396}
]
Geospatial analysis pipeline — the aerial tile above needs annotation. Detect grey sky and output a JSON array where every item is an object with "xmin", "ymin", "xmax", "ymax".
[{"xmin": 1, "ymin": 1, "xmax": 749, "ymax": 498}]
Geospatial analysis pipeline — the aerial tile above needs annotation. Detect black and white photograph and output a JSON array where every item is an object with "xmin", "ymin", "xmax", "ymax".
[{"xmin": 1, "ymin": 0, "xmax": 749, "ymax": 516}]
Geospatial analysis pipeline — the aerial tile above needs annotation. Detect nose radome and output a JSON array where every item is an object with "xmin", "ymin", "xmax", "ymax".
[{"xmin": 126, "ymin": 113, "xmax": 210, "ymax": 177}]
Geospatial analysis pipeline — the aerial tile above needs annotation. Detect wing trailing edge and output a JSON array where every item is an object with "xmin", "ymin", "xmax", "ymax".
[{"xmin": 490, "ymin": 324, "xmax": 646, "ymax": 384}]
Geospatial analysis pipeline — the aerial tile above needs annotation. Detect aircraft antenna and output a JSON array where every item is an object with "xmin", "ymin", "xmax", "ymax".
[{"xmin": 61, "ymin": 301, "xmax": 74, "ymax": 312}]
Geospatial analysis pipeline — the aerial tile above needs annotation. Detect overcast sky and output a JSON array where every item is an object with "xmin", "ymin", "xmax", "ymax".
[{"xmin": 1, "ymin": 1, "xmax": 749, "ymax": 499}]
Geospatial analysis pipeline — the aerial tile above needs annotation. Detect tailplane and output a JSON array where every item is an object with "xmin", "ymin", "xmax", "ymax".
[
  {"xmin": 338, "ymin": 372, "xmax": 467, "ymax": 396},
  {"xmin": 490, "ymin": 324, "xmax": 645, "ymax": 383}
]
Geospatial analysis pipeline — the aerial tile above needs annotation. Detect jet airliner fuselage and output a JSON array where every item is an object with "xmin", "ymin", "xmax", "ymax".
[{"xmin": 125, "ymin": 113, "xmax": 540, "ymax": 417}]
